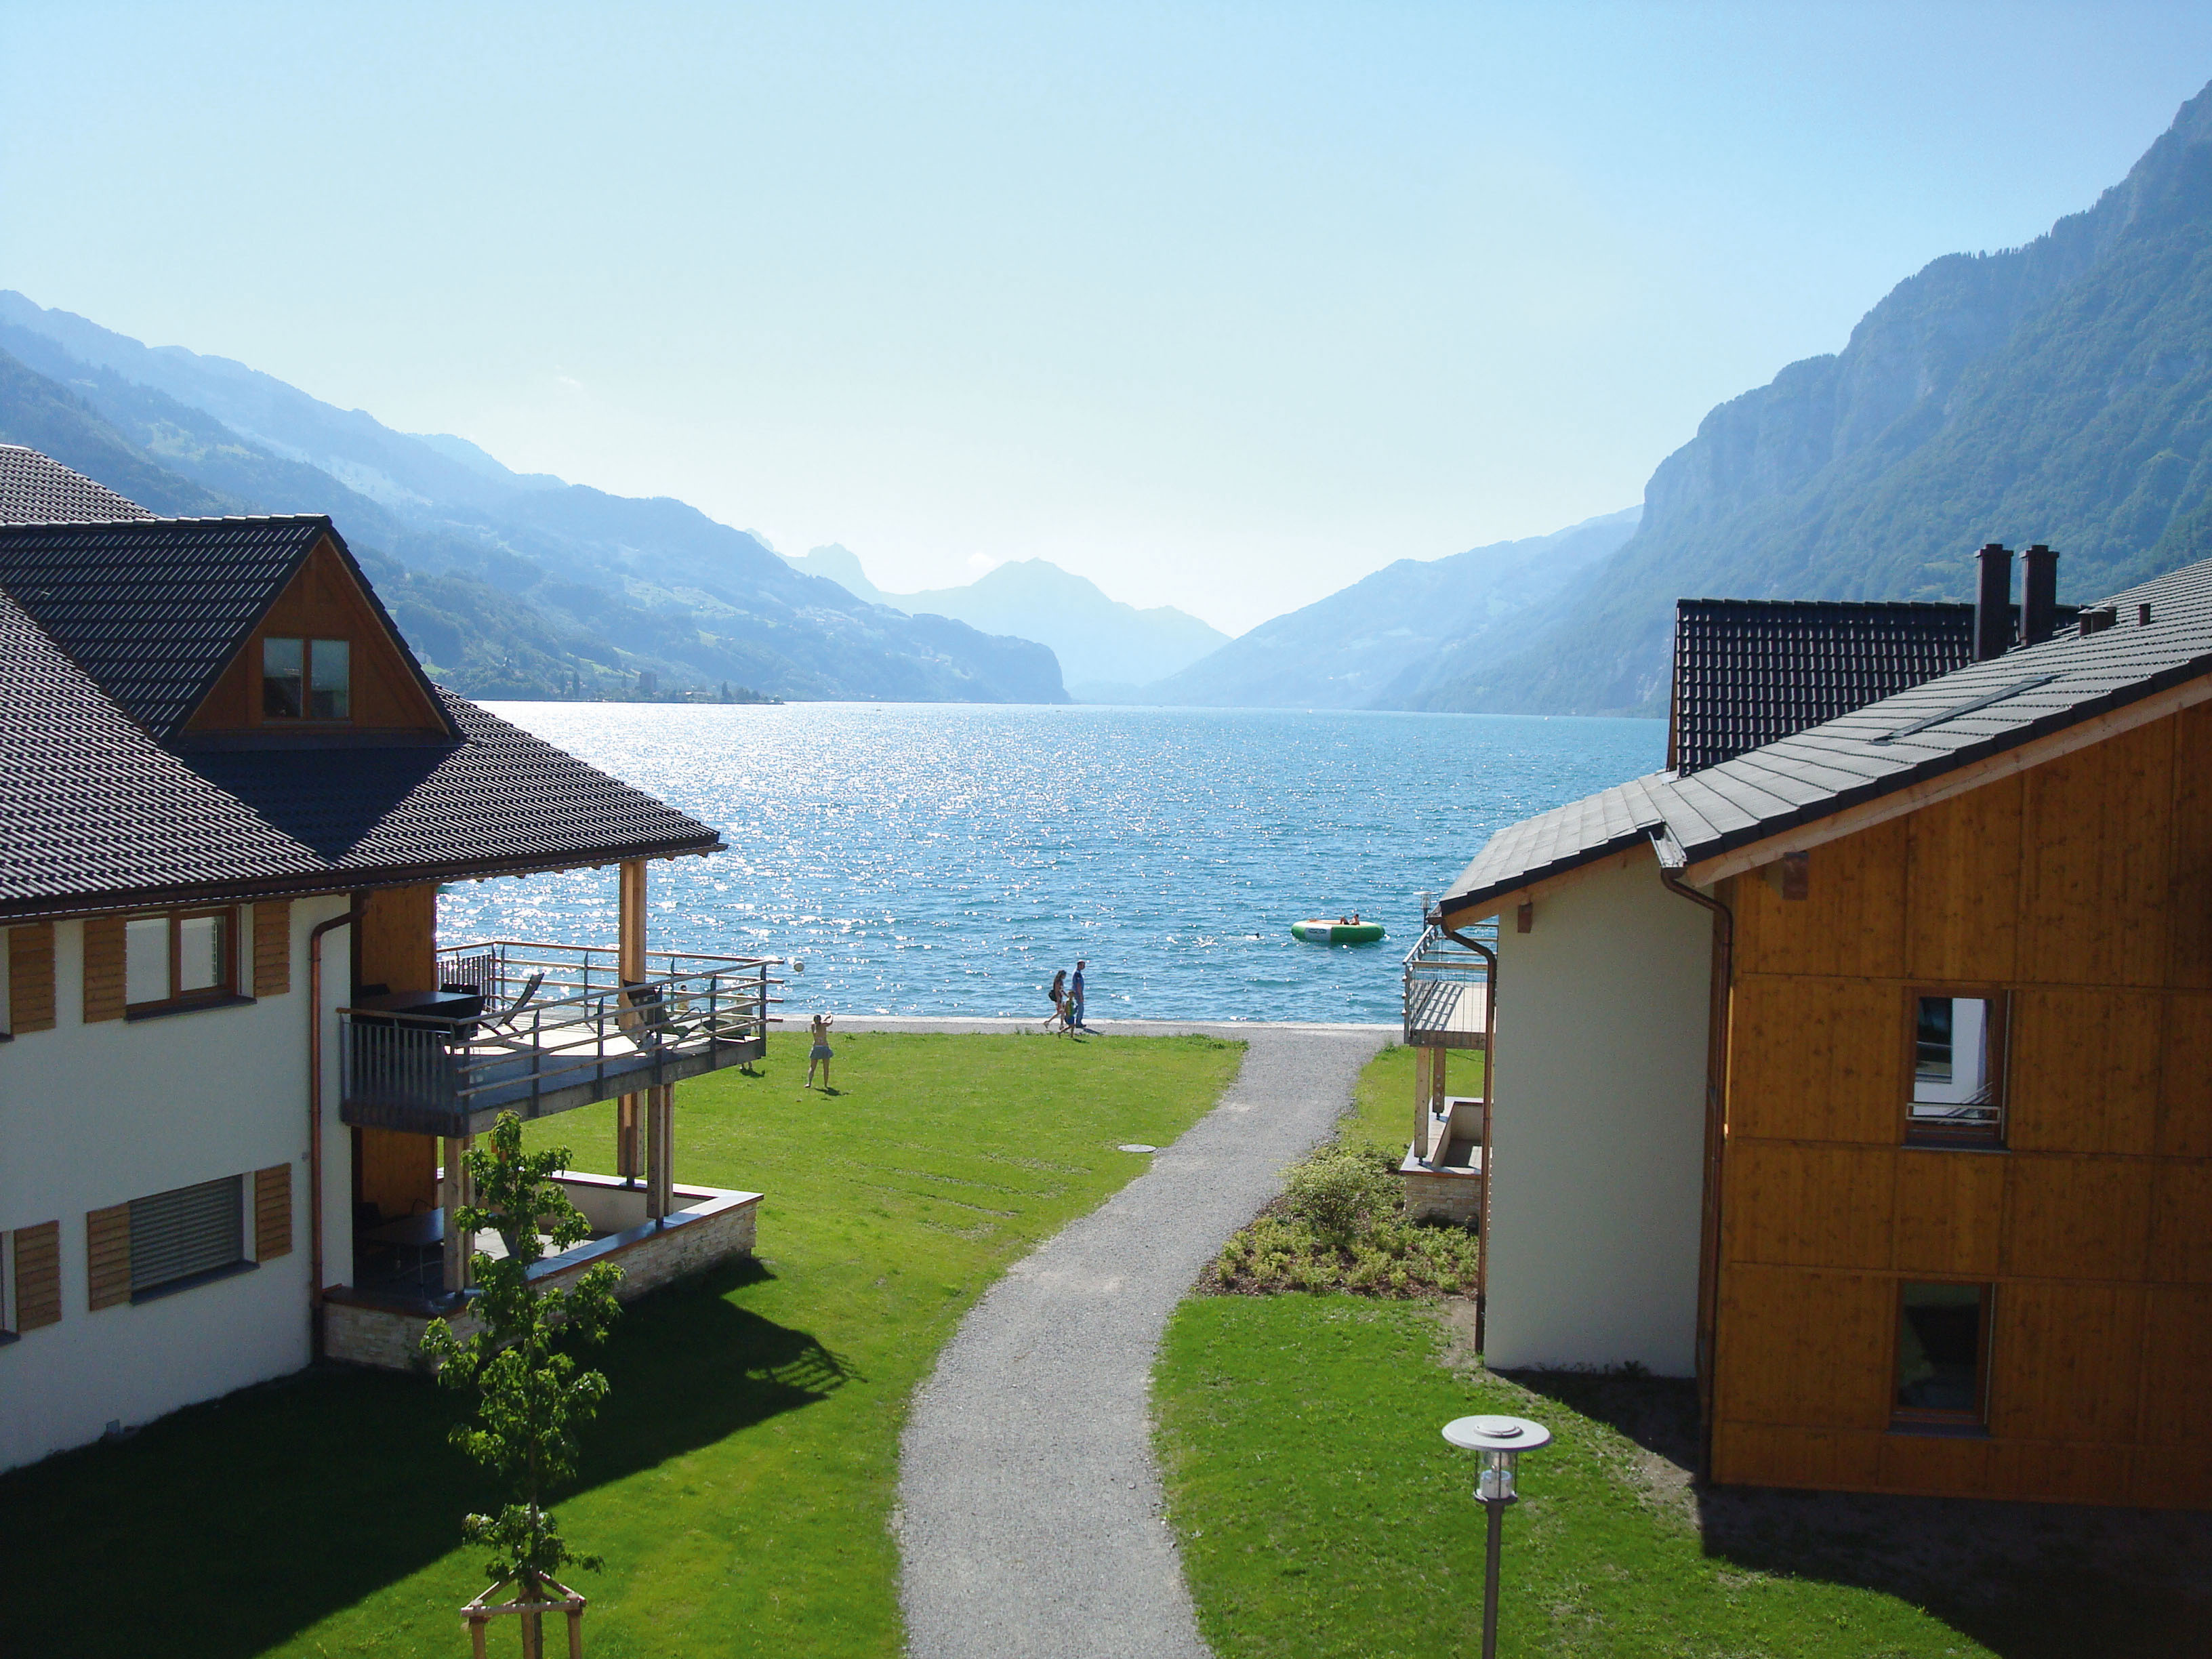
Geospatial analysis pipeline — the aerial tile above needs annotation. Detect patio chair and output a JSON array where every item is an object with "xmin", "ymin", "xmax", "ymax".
[
  {"xmin": 620, "ymin": 981, "xmax": 697, "ymax": 1049},
  {"xmin": 487, "ymin": 970, "xmax": 549, "ymax": 1032}
]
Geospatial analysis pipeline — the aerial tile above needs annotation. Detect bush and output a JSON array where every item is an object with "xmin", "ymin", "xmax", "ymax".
[
  {"xmin": 1282, "ymin": 1141, "xmax": 1401, "ymax": 1247},
  {"xmin": 1205, "ymin": 1137, "xmax": 1479, "ymax": 1299}
]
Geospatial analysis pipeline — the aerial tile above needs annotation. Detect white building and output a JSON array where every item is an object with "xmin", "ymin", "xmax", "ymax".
[{"xmin": 0, "ymin": 449, "xmax": 768, "ymax": 1472}]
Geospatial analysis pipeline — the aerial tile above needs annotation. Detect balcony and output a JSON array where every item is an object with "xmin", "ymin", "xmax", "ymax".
[
  {"xmin": 1401, "ymin": 920, "xmax": 1493, "ymax": 1050},
  {"xmin": 338, "ymin": 939, "xmax": 780, "ymax": 1139}
]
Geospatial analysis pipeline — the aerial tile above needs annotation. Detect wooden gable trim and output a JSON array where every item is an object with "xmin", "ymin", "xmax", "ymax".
[
  {"xmin": 1684, "ymin": 672, "xmax": 2212, "ymax": 888},
  {"xmin": 1437, "ymin": 842, "xmax": 1656, "ymax": 926},
  {"xmin": 182, "ymin": 535, "xmax": 451, "ymax": 738}
]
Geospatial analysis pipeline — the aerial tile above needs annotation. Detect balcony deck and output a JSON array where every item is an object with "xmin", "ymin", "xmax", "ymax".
[
  {"xmin": 340, "ymin": 940, "xmax": 780, "ymax": 1139},
  {"xmin": 1401, "ymin": 921, "xmax": 1494, "ymax": 1050}
]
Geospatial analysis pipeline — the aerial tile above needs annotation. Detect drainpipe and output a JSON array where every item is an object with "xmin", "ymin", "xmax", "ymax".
[
  {"xmin": 308, "ymin": 899, "xmax": 367, "ymax": 1360},
  {"xmin": 1650, "ymin": 830, "xmax": 1733, "ymax": 1478}
]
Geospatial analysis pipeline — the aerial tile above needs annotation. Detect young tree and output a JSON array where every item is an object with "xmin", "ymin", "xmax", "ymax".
[{"xmin": 423, "ymin": 1111, "xmax": 622, "ymax": 1650}]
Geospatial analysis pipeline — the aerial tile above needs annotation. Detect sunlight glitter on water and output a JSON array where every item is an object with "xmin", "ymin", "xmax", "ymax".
[{"xmin": 440, "ymin": 703, "xmax": 1663, "ymax": 1024}]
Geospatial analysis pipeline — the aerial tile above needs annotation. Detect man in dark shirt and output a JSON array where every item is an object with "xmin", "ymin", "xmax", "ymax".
[{"xmin": 1071, "ymin": 960, "xmax": 1089, "ymax": 1031}]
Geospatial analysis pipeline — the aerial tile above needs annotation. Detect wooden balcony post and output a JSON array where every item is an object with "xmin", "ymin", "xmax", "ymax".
[
  {"xmin": 617, "ymin": 859, "xmax": 647, "ymax": 1181},
  {"xmin": 1414, "ymin": 1048, "xmax": 1432, "ymax": 1160}
]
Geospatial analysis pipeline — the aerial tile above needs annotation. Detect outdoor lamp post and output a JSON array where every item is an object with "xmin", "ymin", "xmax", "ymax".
[{"xmin": 1442, "ymin": 1414, "xmax": 1552, "ymax": 1659}]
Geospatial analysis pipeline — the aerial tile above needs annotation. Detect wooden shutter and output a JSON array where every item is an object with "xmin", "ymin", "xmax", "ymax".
[
  {"xmin": 253, "ymin": 901, "xmax": 292, "ymax": 997},
  {"xmin": 8, "ymin": 922, "xmax": 54, "ymax": 1033},
  {"xmin": 82, "ymin": 916, "xmax": 125, "ymax": 1023},
  {"xmin": 12, "ymin": 1221, "xmax": 60, "ymax": 1330},
  {"xmin": 255, "ymin": 1165, "xmax": 293, "ymax": 1260},
  {"xmin": 85, "ymin": 1204, "xmax": 131, "ymax": 1309}
]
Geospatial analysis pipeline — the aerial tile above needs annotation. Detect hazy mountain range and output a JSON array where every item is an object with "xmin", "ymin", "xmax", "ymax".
[
  {"xmin": 0, "ymin": 293, "xmax": 1064, "ymax": 704},
  {"xmin": 1130, "ymin": 509, "xmax": 1639, "ymax": 709},
  {"xmin": 784, "ymin": 545, "xmax": 1227, "ymax": 697},
  {"xmin": 9, "ymin": 79, "xmax": 2212, "ymax": 716}
]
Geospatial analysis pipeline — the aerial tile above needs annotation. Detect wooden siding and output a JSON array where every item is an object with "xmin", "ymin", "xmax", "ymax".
[
  {"xmin": 12, "ymin": 1221, "xmax": 61, "ymax": 1330},
  {"xmin": 356, "ymin": 883, "xmax": 436, "ymax": 995},
  {"xmin": 356, "ymin": 1126, "xmax": 436, "ymax": 1222},
  {"xmin": 183, "ymin": 538, "xmax": 447, "ymax": 735},
  {"xmin": 7, "ymin": 921, "xmax": 55, "ymax": 1032},
  {"xmin": 81, "ymin": 915, "xmax": 125, "ymax": 1023},
  {"xmin": 252, "ymin": 901, "xmax": 291, "ymax": 998},
  {"xmin": 1713, "ymin": 705, "xmax": 2212, "ymax": 1507},
  {"xmin": 85, "ymin": 1204, "xmax": 130, "ymax": 1310},
  {"xmin": 254, "ymin": 1166, "xmax": 293, "ymax": 1261}
]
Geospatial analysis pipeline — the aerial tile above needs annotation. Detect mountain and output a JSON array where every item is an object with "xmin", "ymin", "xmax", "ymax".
[
  {"xmin": 1128, "ymin": 508, "xmax": 1639, "ymax": 709},
  {"xmin": 1438, "ymin": 79, "xmax": 2212, "ymax": 716},
  {"xmin": 783, "ymin": 546, "xmax": 1228, "ymax": 697},
  {"xmin": 0, "ymin": 295, "xmax": 1067, "ymax": 705}
]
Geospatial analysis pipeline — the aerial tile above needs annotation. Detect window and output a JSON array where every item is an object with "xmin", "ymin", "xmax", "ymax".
[
  {"xmin": 1893, "ymin": 1282, "xmax": 1991, "ymax": 1430},
  {"xmin": 262, "ymin": 636, "xmax": 350, "ymax": 720},
  {"xmin": 1908, "ymin": 992, "xmax": 2007, "ymax": 1145},
  {"xmin": 123, "ymin": 909, "xmax": 238, "ymax": 1013},
  {"xmin": 127, "ymin": 1176, "xmax": 247, "ymax": 1299}
]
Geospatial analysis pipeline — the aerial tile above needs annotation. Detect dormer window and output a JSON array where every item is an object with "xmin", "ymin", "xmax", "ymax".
[{"xmin": 263, "ymin": 637, "xmax": 350, "ymax": 720}]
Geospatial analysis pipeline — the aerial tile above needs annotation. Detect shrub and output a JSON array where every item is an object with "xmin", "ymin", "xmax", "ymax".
[{"xmin": 1204, "ymin": 1136, "xmax": 1479, "ymax": 1298}]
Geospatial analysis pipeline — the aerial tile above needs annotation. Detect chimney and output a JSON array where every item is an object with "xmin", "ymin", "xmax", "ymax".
[
  {"xmin": 2021, "ymin": 544, "xmax": 2060, "ymax": 646},
  {"xmin": 1974, "ymin": 543, "xmax": 2013, "ymax": 661}
]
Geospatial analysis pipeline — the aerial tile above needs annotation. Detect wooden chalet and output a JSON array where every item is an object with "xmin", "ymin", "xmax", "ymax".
[{"xmin": 1423, "ymin": 542, "xmax": 2212, "ymax": 1507}]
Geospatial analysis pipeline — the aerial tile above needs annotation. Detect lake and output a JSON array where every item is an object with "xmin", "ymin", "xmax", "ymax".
[{"xmin": 439, "ymin": 703, "xmax": 1664, "ymax": 1025}]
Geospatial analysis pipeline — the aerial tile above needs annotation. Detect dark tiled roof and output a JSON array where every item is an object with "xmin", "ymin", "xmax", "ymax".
[
  {"xmin": 0, "ymin": 592, "xmax": 722, "ymax": 917},
  {"xmin": 0, "ymin": 516, "xmax": 330, "ymax": 739},
  {"xmin": 0, "ymin": 499, "xmax": 724, "ymax": 917},
  {"xmin": 1670, "ymin": 600, "xmax": 1976, "ymax": 773},
  {"xmin": 1443, "ymin": 558, "xmax": 2212, "ymax": 918},
  {"xmin": 0, "ymin": 444, "xmax": 152, "ymax": 525}
]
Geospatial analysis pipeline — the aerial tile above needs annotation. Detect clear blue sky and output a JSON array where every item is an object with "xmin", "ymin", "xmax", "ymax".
[{"xmin": 5, "ymin": 3, "xmax": 2212, "ymax": 632}]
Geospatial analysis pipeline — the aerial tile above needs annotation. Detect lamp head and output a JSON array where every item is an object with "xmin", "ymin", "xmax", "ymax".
[{"xmin": 1441, "ymin": 1414, "xmax": 1551, "ymax": 1503}]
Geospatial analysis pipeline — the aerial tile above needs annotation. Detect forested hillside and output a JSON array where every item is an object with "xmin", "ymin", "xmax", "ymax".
[{"xmin": 1433, "ymin": 78, "xmax": 2212, "ymax": 715}]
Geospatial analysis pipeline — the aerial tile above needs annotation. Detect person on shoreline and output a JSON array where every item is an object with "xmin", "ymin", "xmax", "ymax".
[
  {"xmin": 1071, "ymin": 960, "xmax": 1090, "ymax": 1031},
  {"xmin": 1046, "ymin": 969, "xmax": 1070, "ymax": 1035},
  {"xmin": 806, "ymin": 1012, "xmax": 836, "ymax": 1088}
]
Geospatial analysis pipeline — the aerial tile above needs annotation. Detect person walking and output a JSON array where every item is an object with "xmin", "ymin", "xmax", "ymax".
[
  {"xmin": 1046, "ymin": 969, "xmax": 1069, "ymax": 1035},
  {"xmin": 1070, "ymin": 960, "xmax": 1090, "ymax": 1031},
  {"xmin": 806, "ymin": 1012, "xmax": 836, "ymax": 1089}
]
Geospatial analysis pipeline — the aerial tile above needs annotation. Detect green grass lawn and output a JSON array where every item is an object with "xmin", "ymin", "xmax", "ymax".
[
  {"xmin": 1155, "ymin": 1295, "xmax": 2001, "ymax": 1659},
  {"xmin": 1346, "ymin": 1040, "xmax": 1418, "ymax": 1153},
  {"xmin": 1157, "ymin": 1044, "xmax": 2203, "ymax": 1659},
  {"xmin": 1345, "ymin": 1041, "xmax": 1488, "ymax": 1159},
  {"xmin": 0, "ymin": 1029, "xmax": 1242, "ymax": 1659}
]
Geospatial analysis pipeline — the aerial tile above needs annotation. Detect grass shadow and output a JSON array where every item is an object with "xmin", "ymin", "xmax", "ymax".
[
  {"xmin": 1508, "ymin": 1368, "xmax": 2212, "ymax": 1659},
  {"xmin": 0, "ymin": 1258, "xmax": 851, "ymax": 1659}
]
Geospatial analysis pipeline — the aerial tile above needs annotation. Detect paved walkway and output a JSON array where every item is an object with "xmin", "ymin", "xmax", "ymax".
[{"xmin": 881, "ymin": 1019, "xmax": 1393, "ymax": 1659}]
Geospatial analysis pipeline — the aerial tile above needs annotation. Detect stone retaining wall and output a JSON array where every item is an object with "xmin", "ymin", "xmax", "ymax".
[{"xmin": 324, "ymin": 1181, "xmax": 761, "ymax": 1373}]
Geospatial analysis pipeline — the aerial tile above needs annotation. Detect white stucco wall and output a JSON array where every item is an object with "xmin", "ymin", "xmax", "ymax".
[
  {"xmin": 1481, "ymin": 848, "xmax": 1713, "ymax": 1375},
  {"xmin": 0, "ymin": 894, "xmax": 352, "ymax": 1471}
]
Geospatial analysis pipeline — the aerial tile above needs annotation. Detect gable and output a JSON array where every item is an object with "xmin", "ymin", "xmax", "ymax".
[
  {"xmin": 0, "ymin": 515, "xmax": 325, "ymax": 737},
  {"xmin": 183, "ymin": 537, "xmax": 448, "ymax": 737}
]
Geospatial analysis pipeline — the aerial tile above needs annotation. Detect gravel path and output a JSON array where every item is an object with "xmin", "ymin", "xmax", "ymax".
[{"xmin": 882, "ymin": 1019, "xmax": 1393, "ymax": 1659}]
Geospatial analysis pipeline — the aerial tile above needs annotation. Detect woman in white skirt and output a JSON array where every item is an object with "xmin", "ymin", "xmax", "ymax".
[{"xmin": 806, "ymin": 1012, "xmax": 836, "ymax": 1089}]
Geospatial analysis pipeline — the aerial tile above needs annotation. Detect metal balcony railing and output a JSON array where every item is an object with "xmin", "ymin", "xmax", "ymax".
[
  {"xmin": 1401, "ymin": 919, "xmax": 1494, "ymax": 1050},
  {"xmin": 340, "ymin": 940, "xmax": 781, "ymax": 1138}
]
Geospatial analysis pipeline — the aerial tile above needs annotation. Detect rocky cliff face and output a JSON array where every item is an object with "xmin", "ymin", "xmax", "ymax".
[{"xmin": 1442, "ymin": 79, "xmax": 2212, "ymax": 716}]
